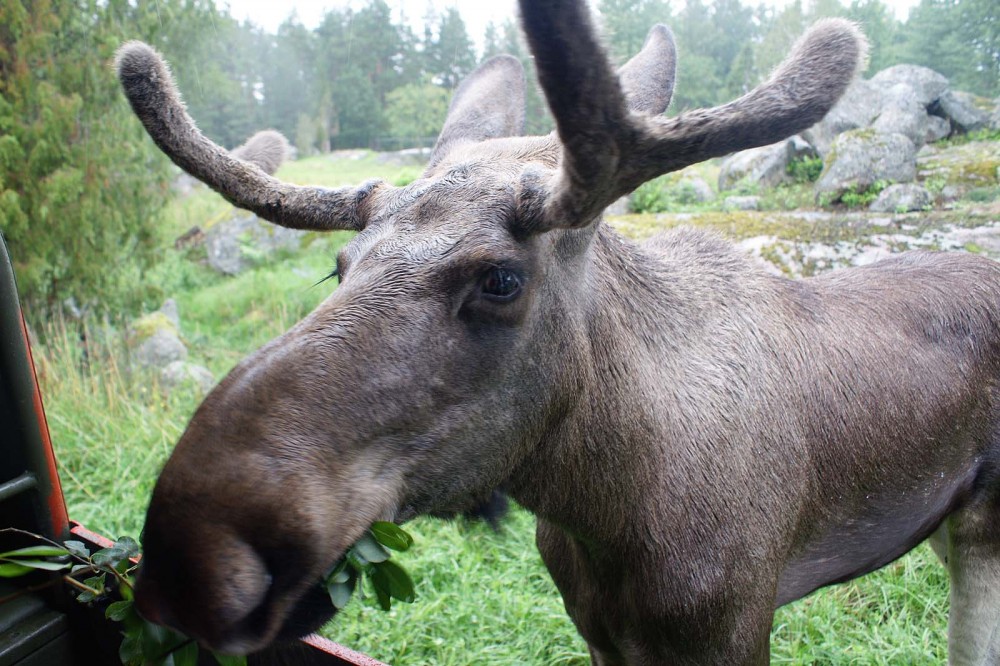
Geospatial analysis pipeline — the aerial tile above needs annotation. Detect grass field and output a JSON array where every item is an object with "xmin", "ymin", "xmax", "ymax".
[{"xmin": 35, "ymin": 152, "xmax": 952, "ymax": 664}]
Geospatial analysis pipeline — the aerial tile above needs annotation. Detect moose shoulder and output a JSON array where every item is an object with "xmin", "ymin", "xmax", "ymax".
[{"xmin": 117, "ymin": 1, "xmax": 1000, "ymax": 664}]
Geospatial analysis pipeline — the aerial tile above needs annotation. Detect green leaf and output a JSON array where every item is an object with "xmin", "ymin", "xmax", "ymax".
[
  {"xmin": 326, "ymin": 570, "xmax": 357, "ymax": 610},
  {"xmin": 346, "ymin": 550, "xmax": 369, "ymax": 571},
  {"xmin": 370, "ymin": 560, "xmax": 415, "ymax": 603},
  {"xmin": 0, "ymin": 562, "xmax": 33, "ymax": 577},
  {"xmin": 213, "ymin": 654, "xmax": 248, "ymax": 666},
  {"xmin": 76, "ymin": 573, "xmax": 107, "ymax": 602},
  {"xmin": 106, "ymin": 599, "xmax": 134, "ymax": 623},
  {"xmin": 373, "ymin": 581, "xmax": 392, "ymax": 611},
  {"xmin": 119, "ymin": 632, "xmax": 143, "ymax": 666},
  {"xmin": 0, "ymin": 545, "xmax": 70, "ymax": 558},
  {"xmin": 92, "ymin": 546, "xmax": 129, "ymax": 568},
  {"xmin": 114, "ymin": 536, "xmax": 141, "ymax": 559},
  {"xmin": 0, "ymin": 557, "xmax": 70, "ymax": 571},
  {"xmin": 326, "ymin": 559, "xmax": 351, "ymax": 585},
  {"xmin": 63, "ymin": 540, "xmax": 90, "ymax": 558},
  {"xmin": 351, "ymin": 532, "xmax": 389, "ymax": 563},
  {"xmin": 167, "ymin": 640, "xmax": 198, "ymax": 666},
  {"xmin": 370, "ymin": 522, "xmax": 413, "ymax": 552}
]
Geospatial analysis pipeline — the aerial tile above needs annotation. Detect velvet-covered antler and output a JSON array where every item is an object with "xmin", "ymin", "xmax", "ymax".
[
  {"xmin": 518, "ymin": 0, "xmax": 866, "ymax": 231},
  {"xmin": 116, "ymin": 42, "xmax": 382, "ymax": 232}
]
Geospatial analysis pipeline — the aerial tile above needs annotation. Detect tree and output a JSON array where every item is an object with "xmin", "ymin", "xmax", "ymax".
[
  {"xmin": 384, "ymin": 80, "xmax": 451, "ymax": 143},
  {"xmin": 898, "ymin": 0, "xmax": 999, "ymax": 97},
  {"xmin": 425, "ymin": 8, "xmax": 476, "ymax": 89},
  {"xmin": 845, "ymin": 0, "xmax": 900, "ymax": 75},
  {"xmin": 598, "ymin": 0, "xmax": 673, "ymax": 65},
  {"xmin": 0, "ymin": 0, "xmax": 171, "ymax": 311}
]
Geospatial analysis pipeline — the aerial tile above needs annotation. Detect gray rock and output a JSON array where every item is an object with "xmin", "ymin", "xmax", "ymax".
[
  {"xmin": 723, "ymin": 195, "xmax": 760, "ymax": 211},
  {"xmin": 605, "ymin": 195, "xmax": 631, "ymax": 216},
  {"xmin": 937, "ymin": 90, "xmax": 990, "ymax": 134},
  {"xmin": 939, "ymin": 184, "xmax": 965, "ymax": 202},
  {"xmin": 871, "ymin": 83, "xmax": 929, "ymax": 147},
  {"xmin": 718, "ymin": 141, "xmax": 788, "ymax": 191},
  {"xmin": 159, "ymin": 299, "xmax": 180, "ymax": 329},
  {"xmin": 925, "ymin": 115, "xmax": 951, "ymax": 143},
  {"xmin": 135, "ymin": 329, "xmax": 187, "ymax": 369},
  {"xmin": 991, "ymin": 98, "xmax": 1000, "ymax": 130},
  {"xmin": 815, "ymin": 130, "xmax": 917, "ymax": 199},
  {"xmin": 868, "ymin": 183, "xmax": 934, "ymax": 213},
  {"xmin": 870, "ymin": 65, "xmax": 949, "ymax": 107},
  {"xmin": 804, "ymin": 79, "xmax": 885, "ymax": 155},
  {"xmin": 160, "ymin": 361, "xmax": 215, "ymax": 394},
  {"xmin": 205, "ymin": 212, "xmax": 306, "ymax": 275},
  {"xmin": 677, "ymin": 176, "xmax": 715, "ymax": 203},
  {"xmin": 872, "ymin": 106, "xmax": 927, "ymax": 148},
  {"xmin": 786, "ymin": 135, "xmax": 818, "ymax": 162}
]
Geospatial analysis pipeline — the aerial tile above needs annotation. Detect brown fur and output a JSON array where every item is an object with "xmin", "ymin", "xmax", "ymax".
[{"xmin": 118, "ymin": 3, "xmax": 1000, "ymax": 664}]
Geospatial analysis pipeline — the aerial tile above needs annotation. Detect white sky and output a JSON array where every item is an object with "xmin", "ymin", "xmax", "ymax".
[{"xmin": 223, "ymin": 0, "xmax": 921, "ymax": 53}]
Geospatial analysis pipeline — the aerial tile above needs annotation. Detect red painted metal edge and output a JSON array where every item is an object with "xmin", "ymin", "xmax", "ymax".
[
  {"xmin": 69, "ymin": 523, "xmax": 390, "ymax": 666},
  {"xmin": 21, "ymin": 310, "xmax": 70, "ymax": 537},
  {"xmin": 301, "ymin": 634, "xmax": 390, "ymax": 666}
]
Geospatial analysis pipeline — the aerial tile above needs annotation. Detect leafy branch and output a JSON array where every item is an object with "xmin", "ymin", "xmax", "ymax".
[{"xmin": 0, "ymin": 522, "xmax": 417, "ymax": 666}]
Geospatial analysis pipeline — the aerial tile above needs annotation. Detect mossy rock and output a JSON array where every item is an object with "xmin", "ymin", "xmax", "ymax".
[
  {"xmin": 917, "ymin": 140, "xmax": 1000, "ymax": 186},
  {"xmin": 129, "ymin": 311, "xmax": 179, "ymax": 344}
]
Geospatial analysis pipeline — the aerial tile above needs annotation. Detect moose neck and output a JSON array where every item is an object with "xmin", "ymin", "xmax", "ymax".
[{"xmin": 508, "ymin": 222, "xmax": 702, "ymax": 548}]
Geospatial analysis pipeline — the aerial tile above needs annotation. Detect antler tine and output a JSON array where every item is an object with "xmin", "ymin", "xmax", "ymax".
[
  {"xmin": 115, "ymin": 42, "xmax": 380, "ymax": 232},
  {"xmin": 517, "ymin": 0, "xmax": 633, "ymax": 232},
  {"xmin": 518, "ymin": 0, "xmax": 866, "ymax": 232},
  {"xmin": 627, "ymin": 19, "xmax": 867, "ymax": 194}
]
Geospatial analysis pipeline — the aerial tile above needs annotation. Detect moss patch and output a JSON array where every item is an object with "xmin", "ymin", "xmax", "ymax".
[{"xmin": 917, "ymin": 140, "xmax": 1000, "ymax": 187}]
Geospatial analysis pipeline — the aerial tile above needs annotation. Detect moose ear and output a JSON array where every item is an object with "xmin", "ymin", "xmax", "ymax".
[
  {"xmin": 618, "ymin": 25, "xmax": 677, "ymax": 116},
  {"xmin": 229, "ymin": 130, "xmax": 290, "ymax": 176},
  {"xmin": 428, "ymin": 55, "xmax": 526, "ymax": 169}
]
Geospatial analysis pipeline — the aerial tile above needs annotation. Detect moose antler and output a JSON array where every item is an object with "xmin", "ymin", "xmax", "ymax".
[
  {"xmin": 115, "ymin": 42, "xmax": 380, "ymax": 231},
  {"xmin": 519, "ymin": 0, "xmax": 866, "ymax": 231}
]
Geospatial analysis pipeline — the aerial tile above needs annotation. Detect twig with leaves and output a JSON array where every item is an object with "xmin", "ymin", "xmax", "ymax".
[{"xmin": 0, "ymin": 522, "xmax": 417, "ymax": 666}]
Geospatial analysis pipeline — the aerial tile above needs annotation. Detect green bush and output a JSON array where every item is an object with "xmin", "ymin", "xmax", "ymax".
[
  {"xmin": 631, "ymin": 176, "xmax": 713, "ymax": 213},
  {"xmin": 787, "ymin": 155, "xmax": 824, "ymax": 184}
]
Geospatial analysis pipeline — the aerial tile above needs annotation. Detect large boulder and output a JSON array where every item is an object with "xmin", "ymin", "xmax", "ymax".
[
  {"xmin": 677, "ymin": 176, "xmax": 715, "ymax": 203},
  {"xmin": 925, "ymin": 115, "xmax": 951, "ymax": 143},
  {"xmin": 871, "ymin": 83, "xmax": 929, "ymax": 147},
  {"xmin": 718, "ymin": 135, "xmax": 817, "ymax": 191},
  {"xmin": 868, "ymin": 183, "xmax": 934, "ymax": 213},
  {"xmin": 129, "ymin": 302, "xmax": 187, "ymax": 370},
  {"xmin": 803, "ymin": 79, "xmax": 885, "ymax": 156},
  {"xmin": 870, "ymin": 65, "xmax": 949, "ymax": 107},
  {"xmin": 723, "ymin": 195, "xmax": 760, "ymax": 211},
  {"xmin": 718, "ymin": 142, "xmax": 788, "ymax": 191},
  {"xmin": 815, "ymin": 130, "xmax": 917, "ymax": 200},
  {"xmin": 936, "ymin": 91, "xmax": 991, "ymax": 134},
  {"xmin": 205, "ymin": 212, "xmax": 306, "ymax": 275}
]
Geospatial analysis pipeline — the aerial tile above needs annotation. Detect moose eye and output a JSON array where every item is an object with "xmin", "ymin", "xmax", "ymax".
[{"xmin": 481, "ymin": 267, "xmax": 522, "ymax": 302}]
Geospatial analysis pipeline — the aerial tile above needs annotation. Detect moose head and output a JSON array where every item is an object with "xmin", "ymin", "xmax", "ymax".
[{"xmin": 117, "ymin": 0, "xmax": 869, "ymax": 658}]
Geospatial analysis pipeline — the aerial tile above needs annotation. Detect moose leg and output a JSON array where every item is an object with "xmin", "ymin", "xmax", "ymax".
[{"xmin": 942, "ymin": 498, "xmax": 1000, "ymax": 665}]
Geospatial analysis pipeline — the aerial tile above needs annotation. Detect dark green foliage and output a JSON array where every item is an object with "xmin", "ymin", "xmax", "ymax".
[
  {"xmin": 0, "ymin": 0, "xmax": 171, "ymax": 313},
  {"xmin": 898, "ymin": 0, "xmax": 999, "ymax": 97},
  {"xmin": 787, "ymin": 156, "xmax": 825, "ymax": 183}
]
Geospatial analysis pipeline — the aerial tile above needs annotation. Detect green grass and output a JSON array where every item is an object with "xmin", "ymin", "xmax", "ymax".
[{"xmin": 34, "ymin": 152, "xmax": 956, "ymax": 664}]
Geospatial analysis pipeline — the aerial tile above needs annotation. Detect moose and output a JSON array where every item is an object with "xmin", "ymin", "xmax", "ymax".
[{"xmin": 116, "ymin": 1, "xmax": 1000, "ymax": 664}]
